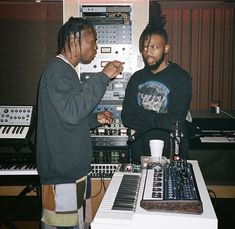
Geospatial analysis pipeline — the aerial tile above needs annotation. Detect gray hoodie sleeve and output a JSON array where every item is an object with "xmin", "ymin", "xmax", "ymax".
[{"xmin": 47, "ymin": 69, "xmax": 109, "ymax": 125}]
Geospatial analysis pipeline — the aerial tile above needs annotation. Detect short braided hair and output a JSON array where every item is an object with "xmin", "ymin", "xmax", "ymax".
[
  {"xmin": 139, "ymin": 15, "xmax": 168, "ymax": 52},
  {"xmin": 57, "ymin": 17, "xmax": 95, "ymax": 54}
]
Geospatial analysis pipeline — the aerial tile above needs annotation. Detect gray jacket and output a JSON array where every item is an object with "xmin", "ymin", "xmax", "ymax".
[{"xmin": 36, "ymin": 57, "xmax": 109, "ymax": 184}]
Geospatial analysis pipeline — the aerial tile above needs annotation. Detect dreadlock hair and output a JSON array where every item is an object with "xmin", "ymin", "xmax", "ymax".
[
  {"xmin": 139, "ymin": 15, "xmax": 168, "ymax": 53},
  {"xmin": 57, "ymin": 17, "xmax": 95, "ymax": 54}
]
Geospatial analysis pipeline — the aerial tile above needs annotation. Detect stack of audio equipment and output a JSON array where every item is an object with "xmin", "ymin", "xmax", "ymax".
[{"xmin": 78, "ymin": 4, "xmax": 146, "ymax": 171}]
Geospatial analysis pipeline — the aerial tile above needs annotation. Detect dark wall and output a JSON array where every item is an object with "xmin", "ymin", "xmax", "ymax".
[
  {"xmin": 0, "ymin": 1, "xmax": 234, "ymax": 110},
  {"xmin": 0, "ymin": 2, "xmax": 63, "ymax": 106}
]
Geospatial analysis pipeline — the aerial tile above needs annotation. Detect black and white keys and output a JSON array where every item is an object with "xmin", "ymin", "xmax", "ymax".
[
  {"xmin": 0, "ymin": 105, "xmax": 33, "ymax": 139},
  {"xmin": 0, "ymin": 126, "xmax": 30, "ymax": 139},
  {"xmin": 112, "ymin": 174, "xmax": 141, "ymax": 211},
  {"xmin": 0, "ymin": 163, "xmax": 37, "ymax": 175}
]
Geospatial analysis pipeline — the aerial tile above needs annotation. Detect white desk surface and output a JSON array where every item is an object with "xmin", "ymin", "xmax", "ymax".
[{"xmin": 91, "ymin": 160, "xmax": 218, "ymax": 229}]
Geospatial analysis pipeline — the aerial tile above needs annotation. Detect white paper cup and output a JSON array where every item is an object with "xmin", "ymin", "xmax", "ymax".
[{"xmin": 149, "ymin": 139, "xmax": 164, "ymax": 161}]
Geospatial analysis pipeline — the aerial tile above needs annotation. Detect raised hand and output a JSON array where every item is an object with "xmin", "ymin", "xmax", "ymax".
[
  {"xmin": 102, "ymin": 60, "xmax": 125, "ymax": 79},
  {"xmin": 97, "ymin": 111, "xmax": 114, "ymax": 125}
]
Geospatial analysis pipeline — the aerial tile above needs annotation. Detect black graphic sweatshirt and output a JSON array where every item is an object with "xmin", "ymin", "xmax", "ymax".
[{"xmin": 121, "ymin": 62, "xmax": 192, "ymax": 163}]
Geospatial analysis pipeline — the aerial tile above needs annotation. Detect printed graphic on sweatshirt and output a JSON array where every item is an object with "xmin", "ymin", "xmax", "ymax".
[{"xmin": 137, "ymin": 81, "xmax": 169, "ymax": 113}]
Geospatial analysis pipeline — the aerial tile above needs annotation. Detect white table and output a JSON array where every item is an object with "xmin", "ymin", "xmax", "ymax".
[{"xmin": 91, "ymin": 160, "xmax": 218, "ymax": 229}]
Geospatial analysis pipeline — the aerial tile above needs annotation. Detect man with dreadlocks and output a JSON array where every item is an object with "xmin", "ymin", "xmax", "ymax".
[
  {"xmin": 36, "ymin": 17, "xmax": 124, "ymax": 229},
  {"xmin": 121, "ymin": 16, "xmax": 192, "ymax": 164}
]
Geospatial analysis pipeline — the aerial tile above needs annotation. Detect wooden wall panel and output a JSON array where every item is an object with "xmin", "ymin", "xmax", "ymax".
[
  {"xmin": 162, "ymin": 2, "xmax": 235, "ymax": 111},
  {"xmin": 223, "ymin": 9, "xmax": 234, "ymax": 108},
  {"xmin": 213, "ymin": 8, "xmax": 223, "ymax": 106},
  {"xmin": 0, "ymin": 2, "xmax": 63, "ymax": 106},
  {"xmin": 201, "ymin": 9, "xmax": 212, "ymax": 109},
  {"xmin": 181, "ymin": 10, "xmax": 191, "ymax": 71},
  {"xmin": 191, "ymin": 10, "xmax": 201, "ymax": 110}
]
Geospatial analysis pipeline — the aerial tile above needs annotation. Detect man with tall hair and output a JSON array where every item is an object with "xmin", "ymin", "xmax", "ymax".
[
  {"xmin": 121, "ymin": 16, "xmax": 192, "ymax": 164},
  {"xmin": 36, "ymin": 17, "xmax": 124, "ymax": 229}
]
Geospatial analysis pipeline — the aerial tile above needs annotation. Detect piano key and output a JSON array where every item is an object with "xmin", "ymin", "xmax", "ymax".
[
  {"xmin": 6, "ymin": 126, "xmax": 11, "ymax": 134},
  {"xmin": 112, "ymin": 205, "xmax": 135, "ymax": 211},
  {"xmin": 16, "ymin": 126, "xmax": 21, "ymax": 134},
  {"xmin": 12, "ymin": 126, "xmax": 17, "ymax": 134},
  {"xmin": 115, "ymin": 195, "xmax": 137, "ymax": 200},
  {"xmin": 114, "ymin": 199, "xmax": 136, "ymax": 206},
  {"xmin": 20, "ymin": 126, "xmax": 25, "ymax": 134},
  {"xmin": 2, "ymin": 126, "xmax": 7, "ymax": 134},
  {"xmin": 113, "ymin": 203, "xmax": 136, "ymax": 210}
]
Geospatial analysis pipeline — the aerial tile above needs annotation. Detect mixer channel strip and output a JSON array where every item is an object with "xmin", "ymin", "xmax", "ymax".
[{"xmin": 112, "ymin": 174, "xmax": 140, "ymax": 211}]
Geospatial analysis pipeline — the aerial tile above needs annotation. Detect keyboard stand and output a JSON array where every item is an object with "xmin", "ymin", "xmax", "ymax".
[{"xmin": 0, "ymin": 184, "xmax": 41, "ymax": 229}]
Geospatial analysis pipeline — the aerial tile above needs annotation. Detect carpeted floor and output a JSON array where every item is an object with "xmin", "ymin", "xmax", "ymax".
[{"xmin": 0, "ymin": 197, "xmax": 234, "ymax": 229}]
